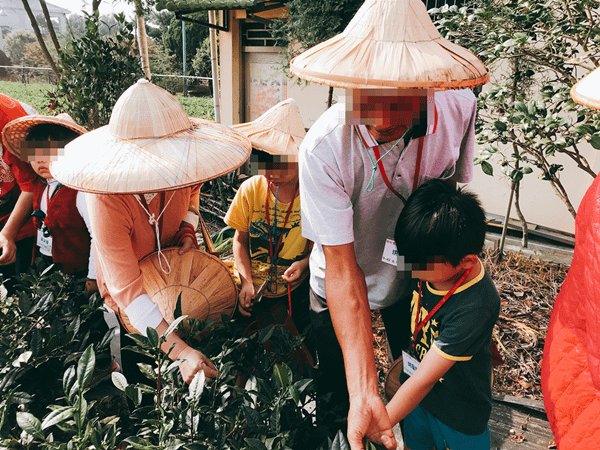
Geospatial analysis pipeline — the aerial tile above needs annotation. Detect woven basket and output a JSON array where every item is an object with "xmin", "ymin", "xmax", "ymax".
[
  {"xmin": 119, "ymin": 247, "xmax": 238, "ymax": 335},
  {"xmin": 384, "ymin": 356, "xmax": 403, "ymax": 402}
]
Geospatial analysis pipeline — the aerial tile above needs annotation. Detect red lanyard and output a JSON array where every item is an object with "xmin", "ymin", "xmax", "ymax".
[
  {"xmin": 264, "ymin": 181, "xmax": 298, "ymax": 318},
  {"xmin": 412, "ymin": 266, "xmax": 473, "ymax": 348},
  {"xmin": 265, "ymin": 181, "xmax": 298, "ymax": 262},
  {"xmin": 372, "ymin": 136, "xmax": 424, "ymax": 205}
]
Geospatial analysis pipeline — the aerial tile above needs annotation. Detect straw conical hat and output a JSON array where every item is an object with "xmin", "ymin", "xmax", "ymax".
[
  {"xmin": 232, "ymin": 98, "xmax": 306, "ymax": 156},
  {"xmin": 290, "ymin": 0, "xmax": 489, "ymax": 90},
  {"xmin": 118, "ymin": 248, "xmax": 238, "ymax": 335},
  {"xmin": 2, "ymin": 113, "xmax": 87, "ymax": 158},
  {"xmin": 571, "ymin": 66, "xmax": 600, "ymax": 110},
  {"xmin": 50, "ymin": 79, "xmax": 251, "ymax": 194}
]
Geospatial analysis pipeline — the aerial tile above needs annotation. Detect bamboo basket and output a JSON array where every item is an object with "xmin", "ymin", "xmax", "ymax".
[
  {"xmin": 384, "ymin": 356, "xmax": 403, "ymax": 401},
  {"xmin": 119, "ymin": 247, "xmax": 238, "ymax": 335}
]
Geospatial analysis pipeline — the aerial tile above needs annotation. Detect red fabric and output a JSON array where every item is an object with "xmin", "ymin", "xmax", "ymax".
[
  {"xmin": 0, "ymin": 94, "xmax": 38, "ymax": 241},
  {"xmin": 542, "ymin": 173, "xmax": 600, "ymax": 449},
  {"xmin": 32, "ymin": 181, "xmax": 90, "ymax": 274}
]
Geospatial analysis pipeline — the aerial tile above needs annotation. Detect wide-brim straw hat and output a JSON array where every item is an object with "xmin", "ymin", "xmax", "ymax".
[
  {"xmin": 232, "ymin": 98, "xmax": 306, "ymax": 156},
  {"xmin": 571, "ymin": 66, "xmax": 600, "ymax": 110},
  {"xmin": 2, "ymin": 113, "xmax": 87, "ymax": 158},
  {"xmin": 290, "ymin": 0, "xmax": 490, "ymax": 90},
  {"xmin": 50, "ymin": 79, "xmax": 252, "ymax": 194},
  {"xmin": 118, "ymin": 247, "xmax": 238, "ymax": 335}
]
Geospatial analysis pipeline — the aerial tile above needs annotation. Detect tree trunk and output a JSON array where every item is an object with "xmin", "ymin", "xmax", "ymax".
[
  {"xmin": 39, "ymin": 0, "xmax": 62, "ymax": 57},
  {"xmin": 136, "ymin": 15, "xmax": 151, "ymax": 79},
  {"xmin": 511, "ymin": 141, "xmax": 528, "ymax": 248},
  {"xmin": 20, "ymin": 0, "xmax": 60, "ymax": 80},
  {"xmin": 513, "ymin": 182, "xmax": 528, "ymax": 248}
]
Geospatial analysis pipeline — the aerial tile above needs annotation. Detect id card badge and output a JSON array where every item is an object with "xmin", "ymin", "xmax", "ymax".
[
  {"xmin": 402, "ymin": 350, "xmax": 420, "ymax": 377},
  {"xmin": 37, "ymin": 228, "xmax": 53, "ymax": 255},
  {"xmin": 382, "ymin": 238, "xmax": 398, "ymax": 266}
]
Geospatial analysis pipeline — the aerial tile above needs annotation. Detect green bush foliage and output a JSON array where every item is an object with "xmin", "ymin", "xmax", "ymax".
[
  {"xmin": 433, "ymin": 0, "xmax": 600, "ymax": 219},
  {"xmin": 0, "ymin": 265, "xmax": 349, "ymax": 449},
  {"xmin": 50, "ymin": 12, "xmax": 143, "ymax": 129}
]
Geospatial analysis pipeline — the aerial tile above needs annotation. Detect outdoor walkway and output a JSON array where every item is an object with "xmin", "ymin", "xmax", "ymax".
[{"xmin": 489, "ymin": 396, "xmax": 555, "ymax": 449}]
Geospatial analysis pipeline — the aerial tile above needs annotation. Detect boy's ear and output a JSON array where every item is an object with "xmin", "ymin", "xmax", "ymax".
[{"xmin": 459, "ymin": 254, "xmax": 478, "ymax": 269}]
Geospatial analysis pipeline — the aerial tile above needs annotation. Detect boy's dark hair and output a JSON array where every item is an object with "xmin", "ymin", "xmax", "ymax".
[
  {"xmin": 25, "ymin": 124, "xmax": 79, "ymax": 144},
  {"xmin": 394, "ymin": 179, "xmax": 486, "ymax": 268}
]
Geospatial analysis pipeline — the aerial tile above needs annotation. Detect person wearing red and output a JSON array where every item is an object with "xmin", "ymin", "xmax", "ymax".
[
  {"xmin": 541, "ymin": 67, "xmax": 600, "ymax": 449},
  {"xmin": 0, "ymin": 94, "xmax": 39, "ymax": 293},
  {"xmin": 2, "ymin": 114, "xmax": 97, "ymax": 291}
]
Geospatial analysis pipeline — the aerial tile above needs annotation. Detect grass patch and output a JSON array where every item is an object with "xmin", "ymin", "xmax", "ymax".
[
  {"xmin": 176, "ymin": 95, "xmax": 215, "ymax": 120},
  {"xmin": 0, "ymin": 80, "xmax": 215, "ymax": 123},
  {"xmin": 0, "ymin": 80, "xmax": 54, "ymax": 113}
]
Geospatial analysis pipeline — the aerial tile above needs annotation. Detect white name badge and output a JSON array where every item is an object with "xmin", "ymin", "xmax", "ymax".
[
  {"xmin": 36, "ymin": 229, "xmax": 53, "ymax": 255},
  {"xmin": 382, "ymin": 238, "xmax": 398, "ymax": 266},
  {"xmin": 402, "ymin": 350, "xmax": 420, "ymax": 377}
]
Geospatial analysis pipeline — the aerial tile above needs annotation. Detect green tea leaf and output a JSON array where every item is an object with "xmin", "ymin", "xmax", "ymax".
[
  {"xmin": 164, "ymin": 315, "xmax": 187, "ymax": 339},
  {"xmin": 147, "ymin": 328, "xmax": 159, "ymax": 348},
  {"xmin": 76, "ymin": 345, "xmax": 95, "ymax": 390},
  {"xmin": 41, "ymin": 406, "xmax": 73, "ymax": 430},
  {"xmin": 189, "ymin": 369, "xmax": 205, "ymax": 400},
  {"xmin": 111, "ymin": 371, "xmax": 128, "ymax": 391},
  {"xmin": 17, "ymin": 412, "xmax": 43, "ymax": 438}
]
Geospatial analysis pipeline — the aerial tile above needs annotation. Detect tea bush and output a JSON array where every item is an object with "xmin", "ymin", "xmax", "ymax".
[{"xmin": 0, "ymin": 265, "xmax": 358, "ymax": 449}]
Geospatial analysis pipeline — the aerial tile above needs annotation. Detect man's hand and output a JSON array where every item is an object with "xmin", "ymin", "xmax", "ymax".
[
  {"xmin": 0, "ymin": 232, "xmax": 16, "ymax": 265},
  {"xmin": 176, "ymin": 346, "xmax": 218, "ymax": 384},
  {"xmin": 347, "ymin": 394, "xmax": 397, "ymax": 450}
]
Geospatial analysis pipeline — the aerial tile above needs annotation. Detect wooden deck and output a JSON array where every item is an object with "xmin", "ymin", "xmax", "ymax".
[{"xmin": 489, "ymin": 395, "xmax": 555, "ymax": 450}]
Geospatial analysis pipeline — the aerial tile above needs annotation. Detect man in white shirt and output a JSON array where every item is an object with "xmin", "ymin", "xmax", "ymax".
[{"xmin": 299, "ymin": 87, "xmax": 477, "ymax": 448}]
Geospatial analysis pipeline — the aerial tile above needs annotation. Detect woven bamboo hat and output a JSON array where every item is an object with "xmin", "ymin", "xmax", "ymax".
[
  {"xmin": 290, "ymin": 0, "xmax": 489, "ymax": 90},
  {"xmin": 2, "ymin": 113, "xmax": 87, "ymax": 159},
  {"xmin": 50, "ymin": 79, "xmax": 252, "ymax": 194},
  {"xmin": 571, "ymin": 67, "xmax": 600, "ymax": 110},
  {"xmin": 232, "ymin": 98, "xmax": 306, "ymax": 156},
  {"xmin": 118, "ymin": 247, "xmax": 238, "ymax": 335}
]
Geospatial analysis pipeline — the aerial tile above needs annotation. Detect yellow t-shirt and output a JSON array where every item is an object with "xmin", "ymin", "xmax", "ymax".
[{"xmin": 224, "ymin": 175, "xmax": 309, "ymax": 297}]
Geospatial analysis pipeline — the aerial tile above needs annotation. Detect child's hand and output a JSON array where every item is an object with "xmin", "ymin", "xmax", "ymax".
[
  {"xmin": 0, "ymin": 232, "xmax": 16, "ymax": 265},
  {"xmin": 85, "ymin": 278, "xmax": 98, "ymax": 292},
  {"xmin": 282, "ymin": 260, "xmax": 308, "ymax": 283},
  {"xmin": 238, "ymin": 281, "xmax": 255, "ymax": 317}
]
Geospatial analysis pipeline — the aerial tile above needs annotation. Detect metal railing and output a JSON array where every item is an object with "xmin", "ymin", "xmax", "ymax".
[
  {"xmin": 0, "ymin": 66, "xmax": 214, "ymax": 97},
  {"xmin": 0, "ymin": 65, "xmax": 56, "ymax": 84}
]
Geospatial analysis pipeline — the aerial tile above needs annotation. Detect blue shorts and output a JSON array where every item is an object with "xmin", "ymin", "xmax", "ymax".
[{"xmin": 404, "ymin": 405, "xmax": 490, "ymax": 450}]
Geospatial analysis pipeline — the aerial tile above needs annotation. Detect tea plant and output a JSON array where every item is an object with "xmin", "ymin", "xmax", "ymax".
[
  {"xmin": 1, "ymin": 267, "xmax": 352, "ymax": 449},
  {"xmin": 0, "ymin": 262, "xmax": 112, "ymax": 444},
  {"xmin": 114, "ymin": 313, "xmax": 322, "ymax": 449},
  {"xmin": 16, "ymin": 345, "xmax": 120, "ymax": 449}
]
